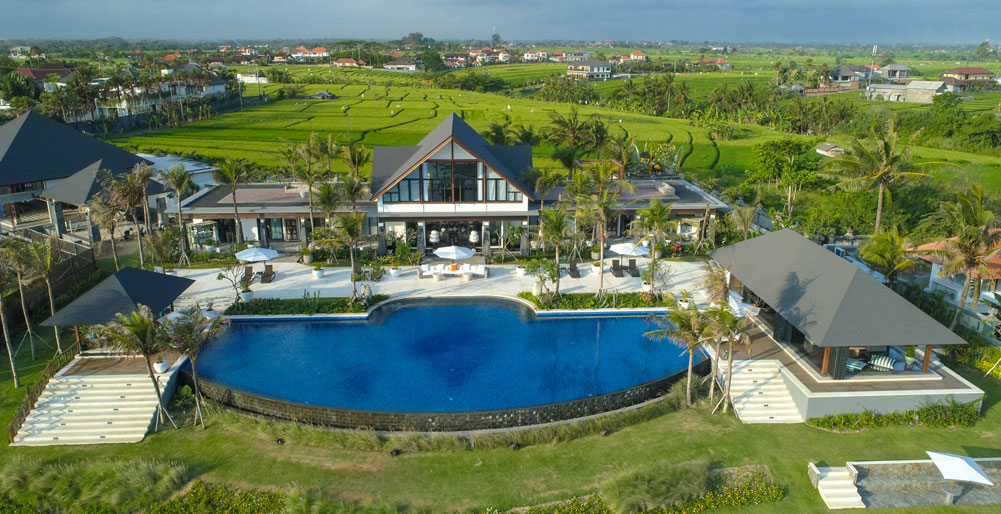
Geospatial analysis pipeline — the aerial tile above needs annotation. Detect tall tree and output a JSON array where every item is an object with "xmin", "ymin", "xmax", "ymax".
[
  {"xmin": 0, "ymin": 256, "xmax": 20, "ymax": 387},
  {"xmin": 162, "ymin": 165, "xmax": 193, "ymax": 265},
  {"xmin": 534, "ymin": 167, "xmax": 566, "ymax": 213},
  {"xmin": 336, "ymin": 174, "xmax": 368, "ymax": 213},
  {"xmin": 98, "ymin": 305, "xmax": 177, "ymax": 430},
  {"xmin": 24, "ymin": 239, "xmax": 66, "ymax": 353},
  {"xmin": 313, "ymin": 213, "xmax": 369, "ymax": 299},
  {"xmin": 645, "ymin": 298, "xmax": 707, "ymax": 406},
  {"xmin": 294, "ymin": 164, "xmax": 324, "ymax": 236},
  {"xmin": 87, "ymin": 197, "xmax": 123, "ymax": 271},
  {"xmin": 824, "ymin": 119, "xmax": 941, "ymax": 234},
  {"xmin": 104, "ymin": 169, "xmax": 149, "ymax": 268},
  {"xmin": 536, "ymin": 208, "xmax": 571, "ymax": 296},
  {"xmin": 858, "ymin": 227, "xmax": 917, "ymax": 288},
  {"xmin": 0, "ymin": 239, "xmax": 39, "ymax": 359},
  {"xmin": 343, "ymin": 143, "xmax": 371, "ymax": 179},
  {"xmin": 164, "ymin": 307, "xmax": 224, "ymax": 428},
  {"xmin": 545, "ymin": 106, "xmax": 596, "ymax": 156},
  {"xmin": 212, "ymin": 159, "xmax": 252, "ymax": 244},
  {"xmin": 630, "ymin": 198, "xmax": 678, "ymax": 267}
]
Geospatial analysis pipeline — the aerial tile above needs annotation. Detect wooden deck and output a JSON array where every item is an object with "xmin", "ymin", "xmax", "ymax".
[
  {"xmin": 731, "ymin": 321, "xmax": 970, "ymax": 394},
  {"xmin": 62, "ymin": 351, "xmax": 182, "ymax": 376}
]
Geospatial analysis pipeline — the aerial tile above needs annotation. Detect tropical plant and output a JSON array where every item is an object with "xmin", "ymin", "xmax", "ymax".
[
  {"xmin": 645, "ymin": 297, "xmax": 705, "ymax": 406},
  {"xmin": 24, "ymin": 239, "xmax": 66, "ymax": 353},
  {"xmin": 146, "ymin": 227, "xmax": 182, "ymax": 273},
  {"xmin": 343, "ymin": 143, "xmax": 370, "ymax": 179},
  {"xmin": 0, "ymin": 261, "xmax": 19, "ymax": 386},
  {"xmin": 536, "ymin": 208, "xmax": 571, "ymax": 296},
  {"xmin": 336, "ymin": 174, "xmax": 368, "ymax": 213},
  {"xmin": 162, "ymin": 165, "xmax": 193, "ymax": 265},
  {"xmin": 823, "ymin": 119, "xmax": 942, "ymax": 234},
  {"xmin": 704, "ymin": 303, "xmax": 750, "ymax": 413},
  {"xmin": 631, "ymin": 198, "xmax": 678, "ymax": 264},
  {"xmin": 858, "ymin": 227, "xmax": 917, "ymax": 287},
  {"xmin": 313, "ymin": 212, "xmax": 369, "ymax": 299},
  {"xmin": 212, "ymin": 158, "xmax": 252, "ymax": 244},
  {"xmin": 97, "ymin": 305, "xmax": 176, "ymax": 429},
  {"xmin": 0, "ymin": 238, "xmax": 40, "ymax": 359},
  {"xmin": 164, "ymin": 308, "xmax": 225, "ymax": 428},
  {"xmin": 313, "ymin": 182, "xmax": 340, "ymax": 225},
  {"xmin": 533, "ymin": 167, "xmax": 566, "ymax": 213},
  {"xmin": 923, "ymin": 184, "xmax": 1001, "ymax": 330},
  {"xmin": 700, "ymin": 262, "xmax": 730, "ymax": 304},
  {"xmin": 104, "ymin": 169, "xmax": 149, "ymax": 267},
  {"xmin": 294, "ymin": 164, "xmax": 324, "ymax": 234}
]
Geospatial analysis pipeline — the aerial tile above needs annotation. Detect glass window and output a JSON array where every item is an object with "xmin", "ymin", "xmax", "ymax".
[
  {"xmin": 454, "ymin": 161, "xmax": 479, "ymax": 202},
  {"xmin": 284, "ymin": 220, "xmax": 299, "ymax": 241},
  {"xmin": 267, "ymin": 218, "xmax": 284, "ymax": 241},
  {"xmin": 384, "ymin": 169, "xmax": 421, "ymax": 203},
  {"xmin": 424, "ymin": 161, "xmax": 452, "ymax": 202}
]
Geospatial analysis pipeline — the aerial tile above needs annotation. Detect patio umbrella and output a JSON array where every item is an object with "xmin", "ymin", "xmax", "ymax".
[
  {"xmin": 235, "ymin": 247, "xmax": 279, "ymax": 262},
  {"xmin": 433, "ymin": 245, "xmax": 475, "ymax": 261},
  {"xmin": 609, "ymin": 242, "xmax": 650, "ymax": 257},
  {"xmin": 728, "ymin": 290, "xmax": 761, "ymax": 318},
  {"xmin": 927, "ymin": 452, "xmax": 994, "ymax": 486}
]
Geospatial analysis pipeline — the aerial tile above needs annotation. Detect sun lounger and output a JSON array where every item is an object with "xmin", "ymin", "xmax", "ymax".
[
  {"xmin": 241, "ymin": 265, "xmax": 254, "ymax": 284},
  {"xmin": 567, "ymin": 260, "xmax": 581, "ymax": 278},
  {"xmin": 611, "ymin": 259, "xmax": 624, "ymax": 278},
  {"xmin": 627, "ymin": 259, "xmax": 640, "ymax": 278},
  {"xmin": 261, "ymin": 264, "xmax": 275, "ymax": 283}
]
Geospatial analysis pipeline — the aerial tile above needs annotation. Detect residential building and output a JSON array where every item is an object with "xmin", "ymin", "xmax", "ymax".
[
  {"xmin": 879, "ymin": 63, "xmax": 910, "ymax": 81},
  {"xmin": 333, "ymin": 58, "xmax": 363, "ymax": 67},
  {"xmin": 827, "ymin": 65, "xmax": 862, "ymax": 87},
  {"xmin": 695, "ymin": 58, "xmax": 731, "ymax": 70},
  {"xmin": 292, "ymin": 46, "xmax": 310, "ymax": 59},
  {"xmin": 563, "ymin": 51, "xmax": 587, "ymax": 62},
  {"xmin": 443, "ymin": 53, "xmax": 468, "ymax": 68},
  {"xmin": 497, "ymin": 51, "xmax": 511, "ymax": 63},
  {"xmin": 566, "ymin": 59, "xmax": 612, "ymax": 81},
  {"xmin": 13, "ymin": 62, "xmax": 73, "ymax": 89},
  {"xmin": 866, "ymin": 80, "xmax": 945, "ymax": 103},
  {"xmin": 629, "ymin": 50, "xmax": 647, "ymax": 61},
  {"xmin": 239, "ymin": 46, "xmax": 258, "ymax": 56},
  {"xmin": 9, "ymin": 46, "xmax": 33, "ymax": 59},
  {"xmin": 230, "ymin": 54, "xmax": 252, "ymax": 65},
  {"xmin": 550, "ymin": 51, "xmax": 565, "ymax": 62},
  {"xmin": 384, "ymin": 59, "xmax": 418, "ymax": 71},
  {"xmin": 815, "ymin": 143, "xmax": 845, "ymax": 157},
  {"xmin": 271, "ymin": 52, "xmax": 290, "ymax": 65},
  {"xmin": 163, "ymin": 52, "xmax": 182, "ymax": 63},
  {"xmin": 310, "ymin": 47, "xmax": 329, "ymax": 59},
  {"xmin": 914, "ymin": 232, "xmax": 1001, "ymax": 334},
  {"xmin": 942, "ymin": 66, "xmax": 994, "ymax": 82}
]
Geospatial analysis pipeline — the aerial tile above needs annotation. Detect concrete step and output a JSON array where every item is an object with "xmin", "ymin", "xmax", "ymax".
[
  {"xmin": 816, "ymin": 467, "xmax": 865, "ymax": 509},
  {"xmin": 38, "ymin": 390, "xmax": 159, "ymax": 401},
  {"xmin": 19, "ymin": 420, "xmax": 151, "ymax": 434},
  {"xmin": 741, "ymin": 414, "xmax": 804, "ymax": 424},
  {"xmin": 51, "ymin": 374, "xmax": 156, "ymax": 384},
  {"xmin": 23, "ymin": 414, "xmax": 154, "ymax": 427},
  {"xmin": 13, "ymin": 431, "xmax": 145, "ymax": 445}
]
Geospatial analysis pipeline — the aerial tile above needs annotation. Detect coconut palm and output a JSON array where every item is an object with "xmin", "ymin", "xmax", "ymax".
[
  {"xmin": 0, "ymin": 239, "xmax": 40, "ymax": 359},
  {"xmin": 645, "ymin": 298, "xmax": 706, "ymax": 406},
  {"xmin": 98, "ymin": 305, "xmax": 177, "ymax": 429},
  {"xmin": 104, "ymin": 170, "xmax": 148, "ymax": 268},
  {"xmin": 545, "ymin": 106, "xmax": 595, "ymax": 155},
  {"xmin": 87, "ymin": 197, "xmax": 123, "ymax": 271},
  {"xmin": 0, "ymin": 261, "xmax": 20, "ymax": 387},
  {"xmin": 24, "ymin": 239, "xmax": 66, "ymax": 353},
  {"xmin": 704, "ymin": 304, "xmax": 750, "ymax": 414},
  {"xmin": 212, "ymin": 158, "xmax": 252, "ymax": 244},
  {"xmin": 858, "ymin": 227, "xmax": 917, "ymax": 288},
  {"xmin": 631, "ymin": 198, "xmax": 678, "ymax": 263},
  {"xmin": 700, "ymin": 262, "xmax": 730, "ymax": 304},
  {"xmin": 536, "ymin": 207, "xmax": 571, "ymax": 296},
  {"xmin": 924, "ymin": 184, "xmax": 1001, "ymax": 330},
  {"xmin": 164, "ymin": 308, "xmax": 224, "ymax": 428},
  {"xmin": 575, "ymin": 191, "xmax": 617, "ymax": 295},
  {"xmin": 343, "ymin": 143, "xmax": 370, "ymax": 179},
  {"xmin": 823, "ymin": 119, "xmax": 943, "ymax": 235},
  {"xmin": 313, "ymin": 182, "xmax": 340, "ymax": 226},
  {"xmin": 162, "ymin": 165, "xmax": 193, "ymax": 265},
  {"xmin": 336, "ymin": 174, "xmax": 368, "ymax": 213},
  {"xmin": 146, "ymin": 227, "xmax": 181, "ymax": 273},
  {"xmin": 313, "ymin": 212, "xmax": 369, "ymax": 299},
  {"xmin": 294, "ymin": 164, "xmax": 324, "ymax": 235},
  {"xmin": 320, "ymin": 134, "xmax": 344, "ymax": 177},
  {"xmin": 534, "ymin": 167, "xmax": 566, "ymax": 213}
]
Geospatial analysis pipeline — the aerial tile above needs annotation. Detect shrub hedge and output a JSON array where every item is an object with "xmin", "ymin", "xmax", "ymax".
[
  {"xmin": 604, "ymin": 460, "xmax": 711, "ymax": 513},
  {"xmin": 518, "ymin": 292, "xmax": 675, "ymax": 310},
  {"xmin": 223, "ymin": 295, "xmax": 390, "ymax": 315},
  {"xmin": 147, "ymin": 480, "xmax": 285, "ymax": 514},
  {"xmin": 807, "ymin": 399, "xmax": 981, "ymax": 432}
]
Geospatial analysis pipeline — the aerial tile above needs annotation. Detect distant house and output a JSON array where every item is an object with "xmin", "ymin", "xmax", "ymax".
[
  {"xmin": 880, "ymin": 63, "xmax": 911, "ymax": 81},
  {"xmin": 230, "ymin": 54, "xmax": 251, "ymax": 65},
  {"xmin": 497, "ymin": 51, "xmax": 511, "ymax": 63},
  {"xmin": 443, "ymin": 53, "xmax": 468, "ymax": 68},
  {"xmin": 306, "ymin": 90, "xmax": 335, "ymax": 100},
  {"xmin": 942, "ymin": 67, "xmax": 994, "ymax": 82},
  {"xmin": 237, "ymin": 73, "xmax": 268, "ymax": 84},
  {"xmin": 310, "ymin": 47, "xmax": 329, "ymax": 58},
  {"xmin": 537, "ymin": 49, "xmax": 548, "ymax": 61},
  {"xmin": 867, "ymin": 80, "xmax": 945, "ymax": 103},
  {"xmin": 9, "ymin": 46, "xmax": 32, "ymax": 59},
  {"xmin": 239, "ymin": 46, "xmax": 257, "ymax": 56},
  {"xmin": 522, "ymin": 50, "xmax": 539, "ymax": 61},
  {"xmin": 828, "ymin": 65, "xmax": 862, "ymax": 88},
  {"xmin": 292, "ymin": 46, "xmax": 310, "ymax": 59},
  {"xmin": 695, "ymin": 58, "xmax": 731, "ymax": 70},
  {"xmin": 384, "ymin": 59, "xmax": 418, "ymax": 71},
  {"xmin": 563, "ymin": 51, "xmax": 587, "ymax": 62},
  {"xmin": 270, "ymin": 52, "xmax": 290, "ymax": 65},
  {"xmin": 815, "ymin": 143, "xmax": 845, "ymax": 157},
  {"xmin": 333, "ymin": 58, "xmax": 361, "ymax": 67},
  {"xmin": 629, "ymin": 50, "xmax": 647, "ymax": 61},
  {"xmin": 163, "ymin": 52, "xmax": 182, "ymax": 62},
  {"xmin": 550, "ymin": 51, "xmax": 565, "ymax": 62},
  {"xmin": 567, "ymin": 59, "xmax": 611, "ymax": 81},
  {"xmin": 390, "ymin": 52, "xmax": 403, "ymax": 59}
]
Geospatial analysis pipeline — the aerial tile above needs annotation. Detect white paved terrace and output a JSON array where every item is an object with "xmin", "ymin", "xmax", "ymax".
[{"xmin": 174, "ymin": 258, "xmax": 709, "ymax": 311}]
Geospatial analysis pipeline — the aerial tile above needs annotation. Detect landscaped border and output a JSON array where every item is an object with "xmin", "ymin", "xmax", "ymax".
[{"xmin": 199, "ymin": 296, "xmax": 698, "ymax": 431}]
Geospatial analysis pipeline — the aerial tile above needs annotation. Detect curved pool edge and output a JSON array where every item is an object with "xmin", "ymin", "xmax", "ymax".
[{"xmin": 195, "ymin": 358, "xmax": 707, "ymax": 432}]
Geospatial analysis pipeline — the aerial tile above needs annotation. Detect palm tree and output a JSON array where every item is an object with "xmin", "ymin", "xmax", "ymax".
[
  {"xmin": 24, "ymin": 239, "xmax": 66, "ymax": 353},
  {"xmin": 858, "ymin": 227, "xmax": 917, "ymax": 288},
  {"xmin": 320, "ymin": 134, "xmax": 344, "ymax": 177},
  {"xmin": 534, "ymin": 167, "xmax": 566, "ymax": 213},
  {"xmin": 700, "ymin": 262, "xmax": 730, "ymax": 304},
  {"xmin": 536, "ymin": 208, "xmax": 571, "ymax": 296},
  {"xmin": 0, "ymin": 261, "xmax": 20, "ymax": 387},
  {"xmin": 336, "ymin": 174, "xmax": 368, "ymax": 213},
  {"xmin": 87, "ymin": 197, "xmax": 123, "ymax": 271},
  {"xmin": 483, "ymin": 121, "xmax": 509, "ymax": 145},
  {"xmin": 104, "ymin": 170, "xmax": 148, "ymax": 268},
  {"xmin": 924, "ymin": 184, "xmax": 1001, "ymax": 330},
  {"xmin": 294, "ymin": 164, "xmax": 324, "ymax": 235},
  {"xmin": 0, "ymin": 239, "xmax": 39, "ymax": 359},
  {"xmin": 314, "ymin": 212, "xmax": 369, "ymax": 298},
  {"xmin": 645, "ymin": 298, "xmax": 706, "ymax": 406},
  {"xmin": 343, "ymin": 143, "xmax": 371, "ymax": 179},
  {"xmin": 705, "ymin": 304, "xmax": 750, "ymax": 414},
  {"xmin": 545, "ymin": 106, "xmax": 595, "ymax": 155},
  {"xmin": 313, "ymin": 182, "xmax": 340, "ymax": 226},
  {"xmin": 630, "ymin": 198, "xmax": 678, "ymax": 265},
  {"xmin": 729, "ymin": 205, "xmax": 757, "ymax": 241},
  {"xmin": 162, "ymin": 165, "xmax": 193, "ymax": 265},
  {"xmin": 552, "ymin": 145, "xmax": 583, "ymax": 176},
  {"xmin": 823, "ymin": 119, "xmax": 942, "ymax": 234},
  {"xmin": 98, "ymin": 305, "xmax": 177, "ymax": 430},
  {"xmin": 212, "ymin": 159, "xmax": 252, "ymax": 244},
  {"xmin": 164, "ymin": 308, "xmax": 224, "ymax": 428},
  {"xmin": 146, "ymin": 227, "xmax": 181, "ymax": 273}
]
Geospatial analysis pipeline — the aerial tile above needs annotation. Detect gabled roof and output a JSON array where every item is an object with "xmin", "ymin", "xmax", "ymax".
[
  {"xmin": 39, "ymin": 159, "xmax": 165, "ymax": 206},
  {"xmin": 882, "ymin": 63, "xmax": 911, "ymax": 71},
  {"xmin": 41, "ymin": 267, "xmax": 194, "ymax": 327},
  {"xmin": 0, "ymin": 111, "xmax": 150, "ymax": 187},
  {"xmin": 709, "ymin": 229, "xmax": 967, "ymax": 348},
  {"xmin": 370, "ymin": 113, "xmax": 533, "ymax": 200},
  {"xmin": 944, "ymin": 67, "xmax": 993, "ymax": 75}
]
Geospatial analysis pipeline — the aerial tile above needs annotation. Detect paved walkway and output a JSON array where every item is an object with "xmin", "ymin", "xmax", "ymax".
[{"xmin": 174, "ymin": 258, "xmax": 710, "ymax": 311}]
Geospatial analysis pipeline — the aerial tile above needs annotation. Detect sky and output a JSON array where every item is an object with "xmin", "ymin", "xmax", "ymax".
[{"xmin": 0, "ymin": 0, "xmax": 996, "ymax": 45}]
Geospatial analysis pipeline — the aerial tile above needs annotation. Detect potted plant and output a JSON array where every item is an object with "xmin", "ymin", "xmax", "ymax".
[
  {"xmin": 153, "ymin": 356, "xmax": 169, "ymax": 374},
  {"xmin": 312, "ymin": 263, "xmax": 324, "ymax": 279},
  {"xmin": 298, "ymin": 246, "xmax": 314, "ymax": 264},
  {"xmin": 239, "ymin": 280, "xmax": 253, "ymax": 301},
  {"xmin": 904, "ymin": 345, "xmax": 916, "ymax": 367},
  {"xmin": 515, "ymin": 258, "xmax": 528, "ymax": 276},
  {"xmin": 204, "ymin": 239, "xmax": 217, "ymax": 253},
  {"xmin": 590, "ymin": 246, "xmax": 601, "ymax": 261},
  {"xmin": 388, "ymin": 256, "xmax": 402, "ymax": 277},
  {"xmin": 591, "ymin": 260, "xmax": 602, "ymax": 275}
]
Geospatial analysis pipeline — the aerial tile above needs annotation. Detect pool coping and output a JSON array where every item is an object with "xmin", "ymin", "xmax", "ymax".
[{"xmin": 202, "ymin": 296, "xmax": 694, "ymax": 431}]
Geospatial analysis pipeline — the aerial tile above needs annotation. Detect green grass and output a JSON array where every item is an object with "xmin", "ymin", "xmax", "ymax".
[{"xmin": 449, "ymin": 63, "xmax": 567, "ymax": 87}]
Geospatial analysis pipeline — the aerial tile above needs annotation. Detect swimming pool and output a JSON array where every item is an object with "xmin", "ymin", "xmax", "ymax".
[{"xmin": 197, "ymin": 298, "xmax": 701, "ymax": 428}]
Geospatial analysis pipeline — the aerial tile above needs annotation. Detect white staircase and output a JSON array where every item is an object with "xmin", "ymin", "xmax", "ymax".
[
  {"xmin": 11, "ymin": 371, "xmax": 164, "ymax": 446},
  {"xmin": 816, "ymin": 466, "xmax": 866, "ymax": 509},
  {"xmin": 718, "ymin": 360, "xmax": 804, "ymax": 424}
]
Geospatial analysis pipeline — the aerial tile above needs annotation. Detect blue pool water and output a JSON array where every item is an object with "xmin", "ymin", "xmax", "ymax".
[{"xmin": 198, "ymin": 300, "xmax": 699, "ymax": 413}]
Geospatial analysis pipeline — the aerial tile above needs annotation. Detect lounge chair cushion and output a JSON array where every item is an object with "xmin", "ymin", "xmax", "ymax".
[
  {"xmin": 869, "ymin": 355, "xmax": 896, "ymax": 372},
  {"xmin": 846, "ymin": 358, "xmax": 867, "ymax": 373}
]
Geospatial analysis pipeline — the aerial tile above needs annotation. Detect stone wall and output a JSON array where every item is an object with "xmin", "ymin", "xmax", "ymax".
[{"xmin": 197, "ymin": 365, "xmax": 695, "ymax": 431}]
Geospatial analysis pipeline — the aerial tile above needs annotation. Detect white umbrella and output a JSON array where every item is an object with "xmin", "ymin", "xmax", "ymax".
[
  {"xmin": 728, "ymin": 290, "xmax": 760, "ymax": 318},
  {"xmin": 927, "ymin": 452, "xmax": 994, "ymax": 486},
  {"xmin": 434, "ymin": 246, "xmax": 475, "ymax": 261},
  {"xmin": 235, "ymin": 247, "xmax": 279, "ymax": 262},
  {"xmin": 609, "ymin": 242, "xmax": 650, "ymax": 256}
]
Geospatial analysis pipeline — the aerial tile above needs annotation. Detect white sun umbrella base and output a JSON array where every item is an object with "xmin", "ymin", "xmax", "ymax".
[
  {"xmin": 235, "ymin": 247, "xmax": 279, "ymax": 263},
  {"xmin": 609, "ymin": 242, "xmax": 651, "ymax": 257},
  {"xmin": 433, "ymin": 245, "xmax": 475, "ymax": 261},
  {"xmin": 927, "ymin": 452, "xmax": 994, "ymax": 486}
]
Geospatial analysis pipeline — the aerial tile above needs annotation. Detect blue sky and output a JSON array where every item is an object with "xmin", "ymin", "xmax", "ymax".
[{"xmin": 0, "ymin": 0, "xmax": 995, "ymax": 44}]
